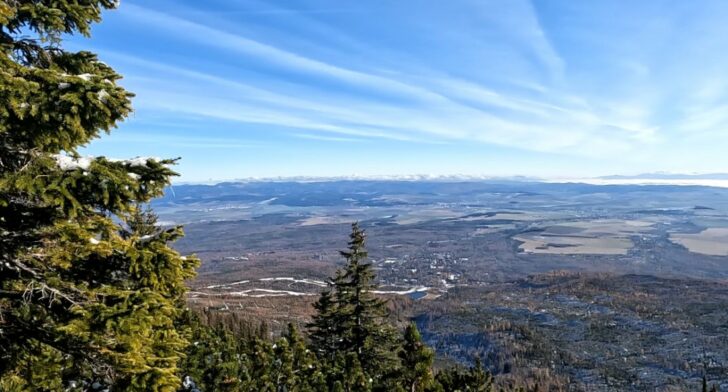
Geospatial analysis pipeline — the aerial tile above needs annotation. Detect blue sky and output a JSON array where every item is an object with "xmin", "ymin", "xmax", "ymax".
[{"xmin": 76, "ymin": 0, "xmax": 728, "ymax": 182}]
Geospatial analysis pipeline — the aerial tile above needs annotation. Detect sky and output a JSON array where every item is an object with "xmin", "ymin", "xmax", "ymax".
[{"xmin": 74, "ymin": 0, "xmax": 728, "ymax": 182}]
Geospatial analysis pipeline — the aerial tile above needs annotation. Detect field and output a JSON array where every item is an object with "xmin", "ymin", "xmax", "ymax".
[
  {"xmin": 670, "ymin": 228, "xmax": 728, "ymax": 256},
  {"xmin": 514, "ymin": 220, "xmax": 656, "ymax": 255}
]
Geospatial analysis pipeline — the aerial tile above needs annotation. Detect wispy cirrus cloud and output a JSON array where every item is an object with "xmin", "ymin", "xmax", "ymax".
[
  {"xmin": 80, "ymin": 0, "xmax": 728, "ymax": 179},
  {"xmin": 106, "ymin": 4, "xmax": 655, "ymax": 157}
]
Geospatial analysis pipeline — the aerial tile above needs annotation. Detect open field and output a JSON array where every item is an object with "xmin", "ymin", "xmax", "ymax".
[
  {"xmin": 670, "ymin": 228, "xmax": 728, "ymax": 256},
  {"xmin": 394, "ymin": 208, "xmax": 463, "ymax": 224},
  {"xmin": 298, "ymin": 216, "xmax": 353, "ymax": 226},
  {"xmin": 514, "ymin": 219, "xmax": 656, "ymax": 255},
  {"xmin": 515, "ymin": 233, "xmax": 632, "ymax": 255}
]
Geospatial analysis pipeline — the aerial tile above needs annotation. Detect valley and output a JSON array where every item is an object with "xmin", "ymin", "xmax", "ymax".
[{"xmin": 157, "ymin": 180, "xmax": 728, "ymax": 390}]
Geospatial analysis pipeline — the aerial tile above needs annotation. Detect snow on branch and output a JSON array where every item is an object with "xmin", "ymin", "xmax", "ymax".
[
  {"xmin": 54, "ymin": 154, "xmax": 92, "ymax": 171},
  {"xmin": 53, "ymin": 155, "xmax": 172, "ymax": 175},
  {"xmin": 106, "ymin": 156, "xmax": 162, "ymax": 167},
  {"xmin": 97, "ymin": 89, "xmax": 110, "ymax": 103},
  {"xmin": 125, "ymin": 157, "xmax": 160, "ymax": 167}
]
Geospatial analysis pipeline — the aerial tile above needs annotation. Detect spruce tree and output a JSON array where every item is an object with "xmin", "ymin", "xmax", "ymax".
[
  {"xmin": 308, "ymin": 277, "xmax": 342, "ymax": 362},
  {"xmin": 399, "ymin": 323, "xmax": 436, "ymax": 392},
  {"xmin": 0, "ymin": 1, "xmax": 198, "ymax": 389},
  {"xmin": 334, "ymin": 223, "xmax": 399, "ymax": 376},
  {"xmin": 309, "ymin": 223, "xmax": 400, "ymax": 389}
]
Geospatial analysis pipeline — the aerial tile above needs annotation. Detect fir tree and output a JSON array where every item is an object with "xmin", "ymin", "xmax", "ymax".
[
  {"xmin": 0, "ymin": 1, "xmax": 198, "ymax": 389},
  {"xmin": 245, "ymin": 337, "xmax": 277, "ymax": 391}
]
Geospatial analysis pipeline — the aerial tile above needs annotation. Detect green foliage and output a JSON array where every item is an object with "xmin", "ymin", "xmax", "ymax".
[
  {"xmin": 308, "ymin": 223, "xmax": 400, "ymax": 388},
  {"xmin": 178, "ymin": 321, "xmax": 328, "ymax": 392},
  {"xmin": 435, "ymin": 359, "xmax": 494, "ymax": 392},
  {"xmin": 0, "ymin": 1, "xmax": 199, "ymax": 390},
  {"xmin": 177, "ymin": 311, "xmax": 244, "ymax": 392},
  {"xmin": 308, "ymin": 287, "xmax": 339, "ymax": 361},
  {"xmin": 399, "ymin": 323, "xmax": 437, "ymax": 392}
]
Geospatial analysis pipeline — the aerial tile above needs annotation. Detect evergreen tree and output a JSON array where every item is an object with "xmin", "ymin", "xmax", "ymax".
[
  {"xmin": 341, "ymin": 352, "xmax": 371, "ymax": 392},
  {"xmin": 308, "ymin": 278, "xmax": 342, "ymax": 362},
  {"xmin": 337, "ymin": 223, "xmax": 400, "ymax": 378},
  {"xmin": 178, "ymin": 312, "xmax": 244, "ymax": 392},
  {"xmin": 0, "ymin": 1, "xmax": 198, "ymax": 389},
  {"xmin": 399, "ymin": 323, "xmax": 436, "ymax": 392},
  {"xmin": 309, "ymin": 222, "xmax": 400, "ymax": 389},
  {"xmin": 435, "ymin": 359, "xmax": 494, "ymax": 392},
  {"xmin": 244, "ymin": 337, "xmax": 277, "ymax": 391},
  {"xmin": 127, "ymin": 203, "xmax": 162, "ymax": 237},
  {"xmin": 280, "ymin": 323, "xmax": 327, "ymax": 392}
]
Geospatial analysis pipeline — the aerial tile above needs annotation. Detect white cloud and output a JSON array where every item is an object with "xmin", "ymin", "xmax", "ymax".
[{"xmin": 98, "ymin": 0, "xmax": 728, "ymax": 173}]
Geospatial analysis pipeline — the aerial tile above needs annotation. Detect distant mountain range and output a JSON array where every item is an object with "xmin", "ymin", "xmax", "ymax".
[
  {"xmin": 599, "ymin": 173, "xmax": 728, "ymax": 180},
  {"xmin": 176, "ymin": 173, "xmax": 728, "ymax": 187},
  {"xmin": 179, "ymin": 174, "xmax": 543, "ymax": 185}
]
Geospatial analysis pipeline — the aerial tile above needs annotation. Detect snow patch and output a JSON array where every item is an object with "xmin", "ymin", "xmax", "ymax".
[
  {"xmin": 189, "ymin": 289, "xmax": 316, "ymax": 298},
  {"xmin": 372, "ymin": 287, "xmax": 429, "ymax": 295},
  {"xmin": 97, "ymin": 89, "xmax": 110, "ymax": 103},
  {"xmin": 127, "ymin": 157, "xmax": 159, "ymax": 167},
  {"xmin": 205, "ymin": 280, "xmax": 250, "ymax": 289},
  {"xmin": 259, "ymin": 277, "xmax": 327, "ymax": 287},
  {"xmin": 55, "ymin": 154, "xmax": 92, "ymax": 171}
]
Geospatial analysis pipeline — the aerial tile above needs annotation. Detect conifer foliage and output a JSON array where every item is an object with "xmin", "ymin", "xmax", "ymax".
[
  {"xmin": 0, "ymin": 1, "xmax": 198, "ymax": 390},
  {"xmin": 308, "ymin": 223, "xmax": 400, "ymax": 389},
  {"xmin": 399, "ymin": 323, "xmax": 437, "ymax": 392}
]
